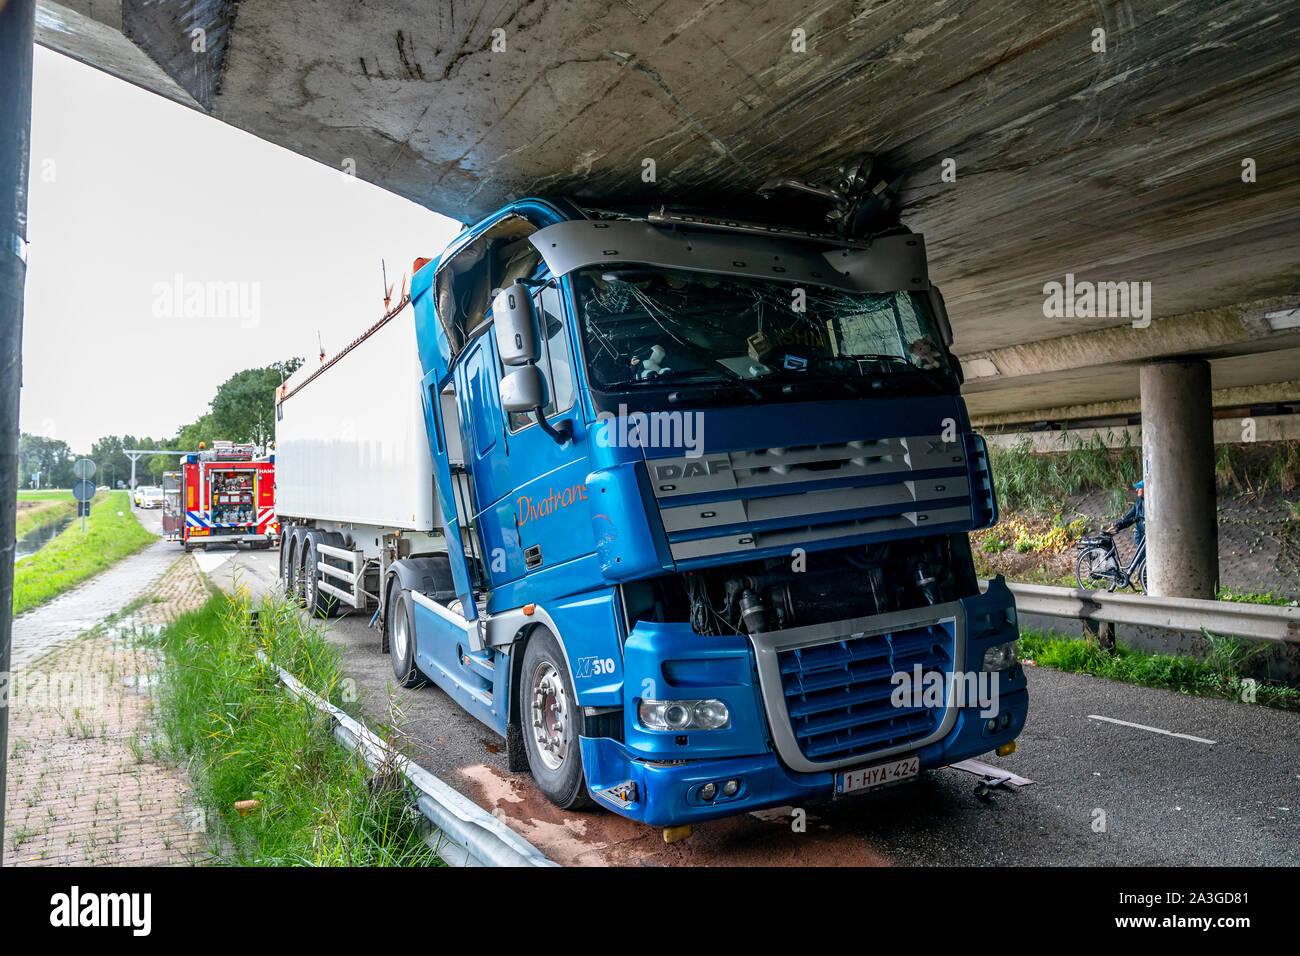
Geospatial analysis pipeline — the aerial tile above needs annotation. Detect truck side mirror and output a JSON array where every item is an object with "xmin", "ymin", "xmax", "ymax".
[
  {"xmin": 499, "ymin": 363, "xmax": 548, "ymax": 412},
  {"xmin": 492, "ymin": 282, "xmax": 540, "ymax": 365}
]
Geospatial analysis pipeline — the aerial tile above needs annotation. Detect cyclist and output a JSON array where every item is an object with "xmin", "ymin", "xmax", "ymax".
[{"xmin": 1106, "ymin": 479, "xmax": 1145, "ymax": 551}]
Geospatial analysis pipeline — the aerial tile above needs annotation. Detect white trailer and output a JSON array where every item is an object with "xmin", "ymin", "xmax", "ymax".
[{"xmin": 275, "ymin": 301, "xmax": 466, "ymax": 617}]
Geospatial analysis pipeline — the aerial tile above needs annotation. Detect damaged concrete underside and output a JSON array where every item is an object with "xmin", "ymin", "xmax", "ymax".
[{"xmin": 37, "ymin": 0, "xmax": 1300, "ymax": 420}]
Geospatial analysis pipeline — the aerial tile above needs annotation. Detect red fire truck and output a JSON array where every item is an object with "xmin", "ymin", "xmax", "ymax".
[{"xmin": 180, "ymin": 441, "xmax": 278, "ymax": 551}]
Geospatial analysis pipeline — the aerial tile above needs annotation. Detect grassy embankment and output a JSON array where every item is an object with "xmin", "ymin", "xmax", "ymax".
[
  {"xmin": 975, "ymin": 433, "xmax": 1300, "ymax": 586},
  {"xmin": 147, "ymin": 587, "xmax": 440, "ymax": 865},
  {"xmin": 15, "ymin": 491, "xmax": 78, "ymax": 539},
  {"xmin": 981, "ymin": 434, "xmax": 1300, "ymax": 701},
  {"xmin": 12, "ymin": 490, "xmax": 154, "ymax": 615},
  {"xmin": 1019, "ymin": 628, "xmax": 1300, "ymax": 711}
]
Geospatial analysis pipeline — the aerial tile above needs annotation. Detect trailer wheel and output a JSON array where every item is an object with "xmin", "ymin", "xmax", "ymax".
[
  {"xmin": 280, "ymin": 531, "xmax": 299, "ymax": 597},
  {"xmin": 386, "ymin": 586, "xmax": 424, "ymax": 688},
  {"xmin": 520, "ymin": 627, "xmax": 593, "ymax": 810},
  {"xmin": 303, "ymin": 536, "xmax": 339, "ymax": 619}
]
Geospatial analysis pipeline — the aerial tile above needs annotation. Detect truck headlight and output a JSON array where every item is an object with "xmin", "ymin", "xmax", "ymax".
[
  {"xmin": 982, "ymin": 640, "xmax": 1019, "ymax": 672},
  {"xmin": 638, "ymin": 698, "xmax": 731, "ymax": 731}
]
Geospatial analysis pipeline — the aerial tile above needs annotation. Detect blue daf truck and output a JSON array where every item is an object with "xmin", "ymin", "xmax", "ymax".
[{"xmin": 276, "ymin": 194, "xmax": 1026, "ymax": 837}]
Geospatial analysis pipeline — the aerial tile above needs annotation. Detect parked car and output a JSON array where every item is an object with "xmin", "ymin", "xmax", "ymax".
[{"xmin": 141, "ymin": 487, "xmax": 165, "ymax": 509}]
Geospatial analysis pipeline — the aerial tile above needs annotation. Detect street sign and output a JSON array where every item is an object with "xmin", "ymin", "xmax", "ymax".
[
  {"xmin": 72, "ymin": 477, "xmax": 96, "ymax": 531},
  {"xmin": 73, "ymin": 458, "xmax": 96, "ymax": 480}
]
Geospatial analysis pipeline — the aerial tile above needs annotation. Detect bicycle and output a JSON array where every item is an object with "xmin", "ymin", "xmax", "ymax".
[{"xmin": 1075, "ymin": 531, "xmax": 1147, "ymax": 593}]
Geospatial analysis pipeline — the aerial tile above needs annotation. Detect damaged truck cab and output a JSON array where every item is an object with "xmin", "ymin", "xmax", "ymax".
[{"xmin": 401, "ymin": 196, "xmax": 1025, "ymax": 827}]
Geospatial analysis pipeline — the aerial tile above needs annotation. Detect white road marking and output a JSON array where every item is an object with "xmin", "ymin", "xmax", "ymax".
[
  {"xmin": 1087, "ymin": 714, "xmax": 1216, "ymax": 745},
  {"xmin": 193, "ymin": 552, "xmax": 233, "ymax": 574}
]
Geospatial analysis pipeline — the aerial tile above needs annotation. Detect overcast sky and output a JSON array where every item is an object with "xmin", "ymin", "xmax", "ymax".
[{"xmin": 22, "ymin": 46, "xmax": 462, "ymax": 452}]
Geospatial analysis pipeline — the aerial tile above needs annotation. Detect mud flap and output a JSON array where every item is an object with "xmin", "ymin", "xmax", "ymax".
[{"xmin": 505, "ymin": 721, "xmax": 529, "ymax": 773}]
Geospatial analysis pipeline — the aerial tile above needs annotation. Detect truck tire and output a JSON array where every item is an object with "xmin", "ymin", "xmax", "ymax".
[
  {"xmin": 303, "ymin": 535, "xmax": 339, "ymax": 619},
  {"xmin": 297, "ymin": 530, "xmax": 323, "ymax": 609},
  {"xmin": 281, "ymin": 531, "xmax": 299, "ymax": 597},
  {"xmin": 386, "ymin": 585, "xmax": 425, "ymax": 688},
  {"xmin": 520, "ymin": 627, "xmax": 593, "ymax": 810}
]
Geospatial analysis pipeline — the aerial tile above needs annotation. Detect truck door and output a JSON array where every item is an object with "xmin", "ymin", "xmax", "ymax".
[{"xmin": 459, "ymin": 279, "xmax": 591, "ymax": 592}]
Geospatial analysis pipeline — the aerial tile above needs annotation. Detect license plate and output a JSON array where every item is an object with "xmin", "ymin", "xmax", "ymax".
[{"xmin": 836, "ymin": 755, "xmax": 920, "ymax": 795}]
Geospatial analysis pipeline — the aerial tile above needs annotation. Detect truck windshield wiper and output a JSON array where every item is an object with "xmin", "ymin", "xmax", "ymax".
[{"xmin": 598, "ymin": 369, "xmax": 734, "ymax": 390}]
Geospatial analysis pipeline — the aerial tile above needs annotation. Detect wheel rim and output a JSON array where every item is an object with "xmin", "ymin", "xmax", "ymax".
[
  {"xmin": 302, "ymin": 551, "xmax": 313, "ymax": 604},
  {"xmin": 392, "ymin": 599, "xmax": 409, "ymax": 661},
  {"xmin": 530, "ymin": 660, "xmax": 569, "ymax": 772}
]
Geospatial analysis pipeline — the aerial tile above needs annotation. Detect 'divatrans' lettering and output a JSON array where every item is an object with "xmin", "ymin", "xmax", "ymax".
[{"xmin": 517, "ymin": 484, "xmax": 588, "ymax": 526}]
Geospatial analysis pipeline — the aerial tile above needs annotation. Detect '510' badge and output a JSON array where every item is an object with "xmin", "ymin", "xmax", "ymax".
[{"xmin": 573, "ymin": 656, "xmax": 617, "ymax": 679}]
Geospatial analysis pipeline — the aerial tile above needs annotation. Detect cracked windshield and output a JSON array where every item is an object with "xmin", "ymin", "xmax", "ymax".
[{"xmin": 573, "ymin": 265, "xmax": 953, "ymax": 391}]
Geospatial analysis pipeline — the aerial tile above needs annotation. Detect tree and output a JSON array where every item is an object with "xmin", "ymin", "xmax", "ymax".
[
  {"xmin": 209, "ymin": 358, "xmax": 302, "ymax": 450},
  {"xmin": 19, "ymin": 433, "xmax": 75, "ymax": 487},
  {"xmin": 176, "ymin": 413, "xmax": 219, "ymax": 452},
  {"xmin": 89, "ymin": 435, "xmax": 131, "ymax": 488}
]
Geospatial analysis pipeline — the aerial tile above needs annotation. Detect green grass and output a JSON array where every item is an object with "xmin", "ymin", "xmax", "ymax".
[
  {"xmin": 990, "ymin": 436, "xmax": 1300, "ymax": 515},
  {"xmin": 1019, "ymin": 629, "xmax": 1300, "ymax": 711},
  {"xmin": 146, "ymin": 589, "xmax": 441, "ymax": 866},
  {"xmin": 989, "ymin": 430, "xmax": 1142, "ymax": 514},
  {"xmin": 15, "ymin": 492, "xmax": 78, "ymax": 539},
  {"xmin": 12, "ymin": 490, "xmax": 154, "ymax": 616},
  {"xmin": 17, "ymin": 488, "xmax": 77, "ymax": 500},
  {"xmin": 1215, "ymin": 586, "xmax": 1298, "ymax": 607}
]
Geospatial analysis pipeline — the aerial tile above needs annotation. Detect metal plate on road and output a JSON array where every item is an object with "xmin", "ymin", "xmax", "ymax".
[
  {"xmin": 73, "ymin": 458, "xmax": 96, "ymax": 480},
  {"xmin": 836, "ymin": 755, "xmax": 920, "ymax": 796},
  {"xmin": 72, "ymin": 478, "xmax": 96, "ymax": 501}
]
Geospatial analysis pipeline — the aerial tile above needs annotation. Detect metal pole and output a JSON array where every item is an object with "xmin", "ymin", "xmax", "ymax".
[{"xmin": 0, "ymin": 0, "xmax": 37, "ymax": 867}]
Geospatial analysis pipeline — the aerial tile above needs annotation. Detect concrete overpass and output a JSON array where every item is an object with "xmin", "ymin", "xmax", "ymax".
[{"xmin": 24, "ymin": 0, "xmax": 1300, "ymax": 596}]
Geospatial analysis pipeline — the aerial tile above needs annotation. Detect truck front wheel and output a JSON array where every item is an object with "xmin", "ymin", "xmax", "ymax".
[
  {"xmin": 386, "ymin": 586, "xmax": 425, "ymax": 688},
  {"xmin": 520, "ymin": 627, "xmax": 593, "ymax": 810}
]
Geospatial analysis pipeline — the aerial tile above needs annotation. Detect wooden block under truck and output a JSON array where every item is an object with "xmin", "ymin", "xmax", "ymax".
[{"xmin": 180, "ymin": 441, "xmax": 278, "ymax": 551}]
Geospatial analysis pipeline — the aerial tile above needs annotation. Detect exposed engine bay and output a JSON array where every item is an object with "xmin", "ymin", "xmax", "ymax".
[{"xmin": 621, "ymin": 534, "xmax": 980, "ymax": 637}]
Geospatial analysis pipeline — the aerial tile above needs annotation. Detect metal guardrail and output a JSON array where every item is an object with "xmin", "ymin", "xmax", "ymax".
[
  {"xmin": 993, "ymin": 581, "xmax": 1300, "ymax": 645},
  {"xmin": 257, "ymin": 651, "xmax": 558, "ymax": 867}
]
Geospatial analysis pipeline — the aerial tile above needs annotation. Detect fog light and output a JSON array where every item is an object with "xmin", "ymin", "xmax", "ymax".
[
  {"xmin": 1000, "ymin": 712, "xmax": 1012, "ymax": 728},
  {"xmin": 639, "ymin": 698, "xmax": 731, "ymax": 731},
  {"xmin": 722, "ymin": 779, "xmax": 740, "ymax": 797},
  {"xmin": 982, "ymin": 640, "xmax": 1019, "ymax": 671},
  {"xmin": 985, "ymin": 718, "xmax": 998, "ymax": 734},
  {"xmin": 699, "ymin": 782, "xmax": 718, "ymax": 801}
]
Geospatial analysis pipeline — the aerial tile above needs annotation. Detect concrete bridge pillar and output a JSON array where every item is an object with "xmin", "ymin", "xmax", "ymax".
[{"xmin": 1139, "ymin": 359, "xmax": 1219, "ymax": 598}]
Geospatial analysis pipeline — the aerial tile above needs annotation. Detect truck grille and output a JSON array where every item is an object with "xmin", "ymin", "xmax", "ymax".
[
  {"xmin": 777, "ymin": 621, "xmax": 955, "ymax": 764},
  {"xmin": 647, "ymin": 436, "xmax": 972, "ymax": 564}
]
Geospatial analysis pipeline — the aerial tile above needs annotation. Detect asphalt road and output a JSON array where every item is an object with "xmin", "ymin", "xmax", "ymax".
[{"xmin": 203, "ymin": 542, "xmax": 1298, "ymax": 867}]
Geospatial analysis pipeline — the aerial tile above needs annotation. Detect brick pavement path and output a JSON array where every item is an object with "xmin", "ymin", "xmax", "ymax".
[{"xmin": 4, "ymin": 554, "xmax": 212, "ymax": 866}]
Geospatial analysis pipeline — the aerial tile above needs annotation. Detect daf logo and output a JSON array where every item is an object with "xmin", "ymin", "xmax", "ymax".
[{"xmin": 655, "ymin": 458, "xmax": 730, "ymax": 481}]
